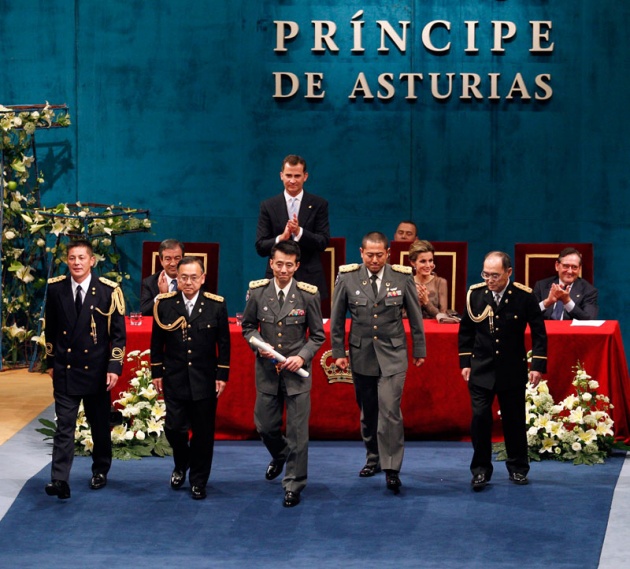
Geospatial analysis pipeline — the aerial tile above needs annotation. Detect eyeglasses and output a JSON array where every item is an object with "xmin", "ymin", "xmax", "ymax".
[
  {"xmin": 559, "ymin": 263, "xmax": 580, "ymax": 271},
  {"xmin": 480, "ymin": 271, "xmax": 504, "ymax": 281},
  {"xmin": 178, "ymin": 275, "xmax": 202, "ymax": 283}
]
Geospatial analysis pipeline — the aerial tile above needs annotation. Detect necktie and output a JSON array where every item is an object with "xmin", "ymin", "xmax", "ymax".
[
  {"xmin": 170, "ymin": 279, "xmax": 178, "ymax": 292},
  {"xmin": 75, "ymin": 285, "xmax": 83, "ymax": 315},
  {"xmin": 187, "ymin": 301, "xmax": 194, "ymax": 316},
  {"xmin": 278, "ymin": 290, "xmax": 285, "ymax": 308},
  {"xmin": 552, "ymin": 284, "xmax": 570, "ymax": 320},
  {"xmin": 288, "ymin": 197, "xmax": 298, "ymax": 219},
  {"xmin": 370, "ymin": 274, "xmax": 379, "ymax": 297},
  {"xmin": 494, "ymin": 293, "xmax": 501, "ymax": 305}
]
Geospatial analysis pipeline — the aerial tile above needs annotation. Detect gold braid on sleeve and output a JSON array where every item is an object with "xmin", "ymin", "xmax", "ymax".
[
  {"xmin": 111, "ymin": 346, "xmax": 125, "ymax": 363},
  {"xmin": 465, "ymin": 288, "xmax": 495, "ymax": 333}
]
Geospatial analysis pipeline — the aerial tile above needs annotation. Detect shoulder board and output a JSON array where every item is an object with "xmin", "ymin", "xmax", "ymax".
[
  {"xmin": 513, "ymin": 282, "xmax": 532, "ymax": 293},
  {"xmin": 469, "ymin": 282, "xmax": 486, "ymax": 290},
  {"xmin": 339, "ymin": 263, "xmax": 360, "ymax": 273},
  {"xmin": 156, "ymin": 291, "xmax": 177, "ymax": 300},
  {"xmin": 203, "ymin": 292, "xmax": 224, "ymax": 302},
  {"xmin": 391, "ymin": 264, "xmax": 412, "ymax": 275},
  {"xmin": 297, "ymin": 281, "xmax": 318, "ymax": 295},
  {"xmin": 48, "ymin": 275, "xmax": 67, "ymax": 284},
  {"xmin": 99, "ymin": 276, "xmax": 119, "ymax": 288},
  {"xmin": 249, "ymin": 278, "xmax": 270, "ymax": 289}
]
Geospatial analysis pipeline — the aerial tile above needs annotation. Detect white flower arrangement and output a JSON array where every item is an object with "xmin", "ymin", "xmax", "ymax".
[
  {"xmin": 39, "ymin": 349, "xmax": 172, "ymax": 460},
  {"xmin": 495, "ymin": 361, "xmax": 615, "ymax": 465}
]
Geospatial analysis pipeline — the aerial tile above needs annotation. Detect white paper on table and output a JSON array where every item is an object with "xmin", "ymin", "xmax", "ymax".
[{"xmin": 570, "ymin": 320, "xmax": 606, "ymax": 327}]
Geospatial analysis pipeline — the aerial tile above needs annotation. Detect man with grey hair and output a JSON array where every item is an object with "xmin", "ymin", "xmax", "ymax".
[
  {"xmin": 140, "ymin": 238, "xmax": 185, "ymax": 316},
  {"xmin": 533, "ymin": 247, "xmax": 598, "ymax": 320}
]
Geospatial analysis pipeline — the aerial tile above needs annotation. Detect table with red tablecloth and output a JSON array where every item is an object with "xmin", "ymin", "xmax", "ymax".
[{"xmin": 116, "ymin": 318, "xmax": 630, "ymax": 442}]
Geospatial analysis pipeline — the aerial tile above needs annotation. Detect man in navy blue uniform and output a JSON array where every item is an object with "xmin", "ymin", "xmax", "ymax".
[
  {"xmin": 459, "ymin": 251, "xmax": 547, "ymax": 492},
  {"xmin": 151, "ymin": 256, "xmax": 230, "ymax": 500},
  {"xmin": 44, "ymin": 239, "xmax": 126, "ymax": 499}
]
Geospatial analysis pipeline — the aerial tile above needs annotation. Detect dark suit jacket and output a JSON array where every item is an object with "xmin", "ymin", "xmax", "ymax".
[
  {"xmin": 458, "ymin": 281, "xmax": 547, "ymax": 391},
  {"xmin": 255, "ymin": 192, "xmax": 330, "ymax": 296},
  {"xmin": 45, "ymin": 272, "xmax": 126, "ymax": 396},
  {"xmin": 533, "ymin": 276, "xmax": 599, "ymax": 320},
  {"xmin": 330, "ymin": 264, "xmax": 426, "ymax": 377},
  {"xmin": 140, "ymin": 272, "xmax": 161, "ymax": 316},
  {"xmin": 151, "ymin": 291, "xmax": 230, "ymax": 401},
  {"xmin": 241, "ymin": 279, "xmax": 325, "ymax": 396}
]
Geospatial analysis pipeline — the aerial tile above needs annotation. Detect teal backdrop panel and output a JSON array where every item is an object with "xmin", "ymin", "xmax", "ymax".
[{"xmin": 1, "ymin": 0, "xmax": 629, "ymax": 358}]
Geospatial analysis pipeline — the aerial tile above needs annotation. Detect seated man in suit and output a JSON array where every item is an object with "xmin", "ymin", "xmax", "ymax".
[
  {"xmin": 533, "ymin": 247, "xmax": 599, "ymax": 320},
  {"xmin": 140, "ymin": 239, "xmax": 184, "ymax": 316},
  {"xmin": 393, "ymin": 220, "xmax": 419, "ymax": 243}
]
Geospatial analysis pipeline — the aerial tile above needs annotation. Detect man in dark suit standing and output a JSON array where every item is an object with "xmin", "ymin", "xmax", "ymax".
[
  {"xmin": 241, "ymin": 240, "xmax": 325, "ymax": 508},
  {"xmin": 533, "ymin": 247, "xmax": 599, "ymax": 320},
  {"xmin": 330, "ymin": 231, "xmax": 426, "ymax": 495},
  {"xmin": 140, "ymin": 238, "xmax": 184, "ymax": 316},
  {"xmin": 459, "ymin": 251, "xmax": 547, "ymax": 492},
  {"xmin": 255, "ymin": 154, "xmax": 330, "ymax": 298},
  {"xmin": 151, "ymin": 257, "xmax": 230, "ymax": 500},
  {"xmin": 44, "ymin": 239, "xmax": 126, "ymax": 499}
]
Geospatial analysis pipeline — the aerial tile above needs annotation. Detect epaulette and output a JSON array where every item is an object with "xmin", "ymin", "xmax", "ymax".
[
  {"xmin": 48, "ymin": 275, "xmax": 66, "ymax": 284},
  {"xmin": 156, "ymin": 291, "xmax": 177, "ymax": 300},
  {"xmin": 249, "ymin": 278, "xmax": 270, "ymax": 289},
  {"xmin": 339, "ymin": 263, "xmax": 360, "ymax": 273},
  {"xmin": 391, "ymin": 264, "xmax": 412, "ymax": 275},
  {"xmin": 99, "ymin": 276, "xmax": 119, "ymax": 288},
  {"xmin": 203, "ymin": 292, "xmax": 224, "ymax": 302},
  {"xmin": 513, "ymin": 282, "xmax": 532, "ymax": 293},
  {"xmin": 469, "ymin": 282, "xmax": 486, "ymax": 290},
  {"xmin": 297, "ymin": 281, "xmax": 318, "ymax": 295}
]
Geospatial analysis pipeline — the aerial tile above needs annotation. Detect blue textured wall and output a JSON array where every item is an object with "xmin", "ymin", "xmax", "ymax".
[{"xmin": 1, "ymin": 1, "xmax": 629, "ymax": 353}]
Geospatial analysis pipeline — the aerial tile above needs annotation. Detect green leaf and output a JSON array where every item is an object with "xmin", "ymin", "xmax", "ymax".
[
  {"xmin": 35, "ymin": 427, "xmax": 55, "ymax": 439},
  {"xmin": 38, "ymin": 418, "xmax": 57, "ymax": 429}
]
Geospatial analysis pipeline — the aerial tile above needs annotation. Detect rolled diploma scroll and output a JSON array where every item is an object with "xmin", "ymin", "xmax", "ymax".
[{"xmin": 249, "ymin": 336, "xmax": 310, "ymax": 378}]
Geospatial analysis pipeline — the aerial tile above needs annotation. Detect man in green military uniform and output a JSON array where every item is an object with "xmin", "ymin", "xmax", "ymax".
[
  {"xmin": 241, "ymin": 240, "xmax": 325, "ymax": 508},
  {"xmin": 330, "ymin": 231, "xmax": 426, "ymax": 495}
]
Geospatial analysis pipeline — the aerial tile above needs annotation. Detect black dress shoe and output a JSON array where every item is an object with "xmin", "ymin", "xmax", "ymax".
[
  {"xmin": 170, "ymin": 469, "xmax": 186, "ymax": 489},
  {"xmin": 90, "ymin": 473, "xmax": 107, "ymax": 490},
  {"xmin": 45, "ymin": 480, "xmax": 71, "ymax": 500},
  {"xmin": 509, "ymin": 473, "xmax": 529, "ymax": 486},
  {"xmin": 265, "ymin": 459, "xmax": 285, "ymax": 481},
  {"xmin": 359, "ymin": 464, "xmax": 382, "ymax": 478},
  {"xmin": 283, "ymin": 491, "xmax": 300, "ymax": 508},
  {"xmin": 471, "ymin": 473, "xmax": 488, "ymax": 492},
  {"xmin": 191, "ymin": 485, "xmax": 207, "ymax": 500},
  {"xmin": 385, "ymin": 471, "xmax": 402, "ymax": 494}
]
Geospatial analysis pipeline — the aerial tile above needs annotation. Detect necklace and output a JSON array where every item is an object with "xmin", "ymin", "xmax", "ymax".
[{"xmin": 415, "ymin": 274, "xmax": 435, "ymax": 286}]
